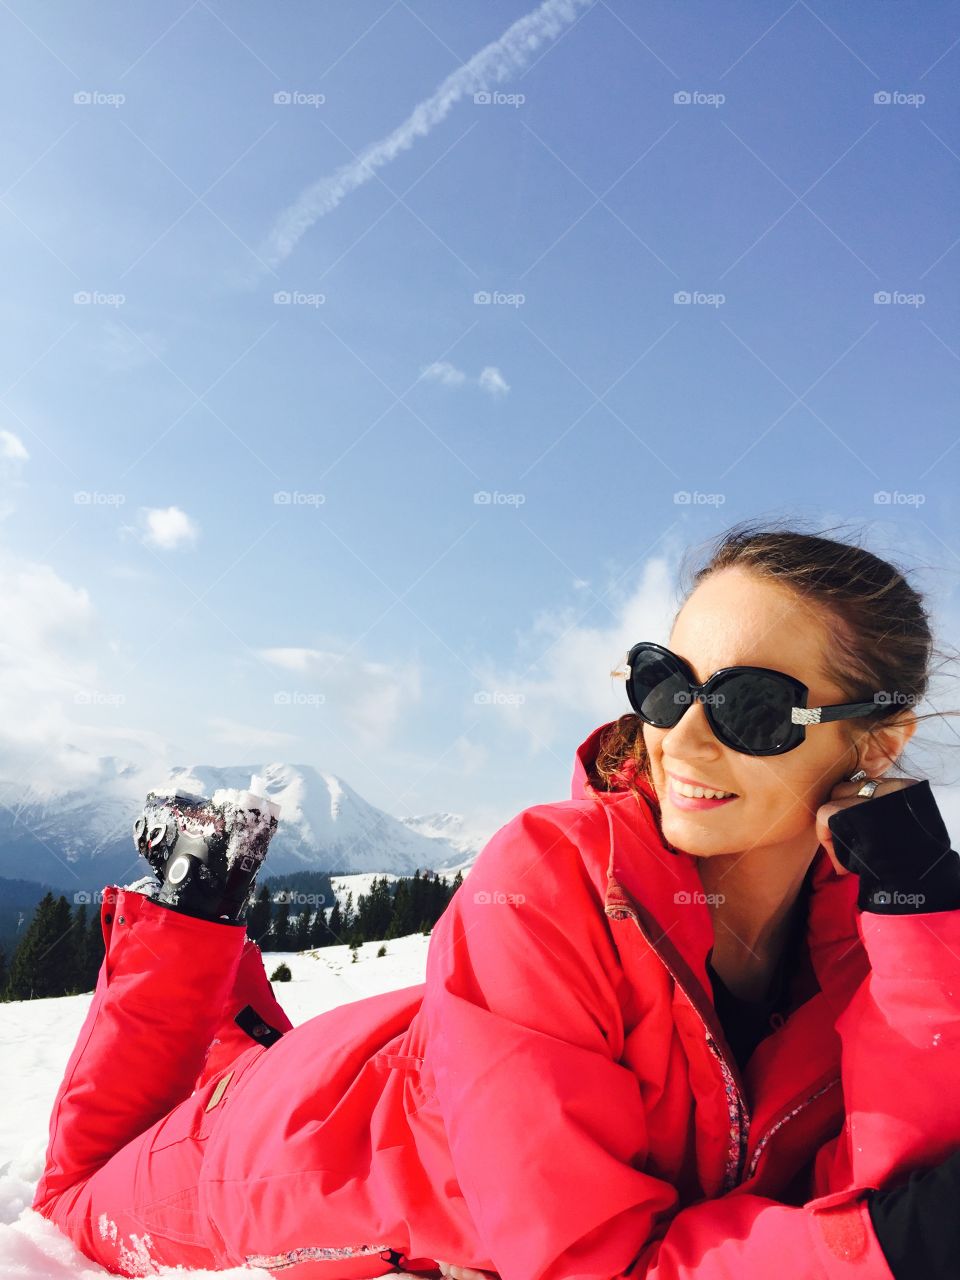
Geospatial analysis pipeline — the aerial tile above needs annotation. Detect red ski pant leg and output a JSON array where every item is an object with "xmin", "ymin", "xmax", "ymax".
[
  {"xmin": 193, "ymin": 931, "xmax": 295, "ymax": 1091},
  {"xmin": 31, "ymin": 886, "xmax": 261, "ymax": 1275}
]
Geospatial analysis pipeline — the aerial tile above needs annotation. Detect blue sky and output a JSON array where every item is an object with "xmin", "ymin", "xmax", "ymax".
[{"xmin": 1, "ymin": 0, "xmax": 959, "ymax": 840}]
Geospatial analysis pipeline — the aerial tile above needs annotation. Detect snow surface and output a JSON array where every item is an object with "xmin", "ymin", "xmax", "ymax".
[{"xmin": 0, "ymin": 932, "xmax": 432, "ymax": 1279}]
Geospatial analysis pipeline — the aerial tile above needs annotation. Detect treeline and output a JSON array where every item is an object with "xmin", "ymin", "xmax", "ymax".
[
  {"xmin": 249, "ymin": 869, "xmax": 463, "ymax": 952},
  {"xmin": 0, "ymin": 868, "xmax": 463, "ymax": 1001}
]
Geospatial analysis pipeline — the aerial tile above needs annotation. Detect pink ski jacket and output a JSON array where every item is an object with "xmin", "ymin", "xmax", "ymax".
[{"xmin": 33, "ymin": 721, "xmax": 960, "ymax": 1279}]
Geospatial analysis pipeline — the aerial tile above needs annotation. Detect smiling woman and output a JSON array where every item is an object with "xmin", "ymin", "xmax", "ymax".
[{"xmin": 30, "ymin": 520, "xmax": 960, "ymax": 1280}]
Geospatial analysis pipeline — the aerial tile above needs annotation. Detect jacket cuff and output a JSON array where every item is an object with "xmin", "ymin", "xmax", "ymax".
[{"xmin": 826, "ymin": 780, "xmax": 960, "ymax": 914}]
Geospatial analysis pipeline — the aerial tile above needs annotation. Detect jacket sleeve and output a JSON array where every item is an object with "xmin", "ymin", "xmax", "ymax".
[
  {"xmin": 421, "ymin": 807, "xmax": 897, "ymax": 1280},
  {"xmin": 811, "ymin": 784, "xmax": 960, "ymax": 1198}
]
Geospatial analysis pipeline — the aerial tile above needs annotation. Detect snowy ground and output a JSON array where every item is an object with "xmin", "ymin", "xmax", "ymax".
[{"xmin": 0, "ymin": 932, "xmax": 431, "ymax": 1279}]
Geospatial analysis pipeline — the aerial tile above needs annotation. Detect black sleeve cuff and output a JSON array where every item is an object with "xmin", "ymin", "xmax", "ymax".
[
  {"xmin": 868, "ymin": 1148, "xmax": 960, "ymax": 1280},
  {"xmin": 826, "ymin": 780, "xmax": 960, "ymax": 914}
]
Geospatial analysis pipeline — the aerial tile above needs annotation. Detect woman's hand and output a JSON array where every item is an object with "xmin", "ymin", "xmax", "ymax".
[
  {"xmin": 436, "ymin": 1261, "xmax": 501, "ymax": 1280},
  {"xmin": 815, "ymin": 776, "xmax": 921, "ymax": 876}
]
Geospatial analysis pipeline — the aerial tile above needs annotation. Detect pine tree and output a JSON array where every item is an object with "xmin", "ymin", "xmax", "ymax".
[
  {"xmin": 246, "ymin": 884, "xmax": 272, "ymax": 947},
  {"xmin": 292, "ymin": 908, "xmax": 314, "ymax": 951},
  {"xmin": 70, "ymin": 902, "xmax": 91, "ymax": 994},
  {"xmin": 7, "ymin": 893, "xmax": 76, "ymax": 999},
  {"xmin": 273, "ymin": 897, "xmax": 291, "ymax": 950},
  {"xmin": 391, "ymin": 880, "xmax": 415, "ymax": 936},
  {"xmin": 309, "ymin": 903, "xmax": 333, "ymax": 948},
  {"xmin": 85, "ymin": 902, "xmax": 105, "ymax": 989},
  {"xmin": 0, "ymin": 942, "xmax": 7, "ymax": 999},
  {"xmin": 327, "ymin": 899, "xmax": 344, "ymax": 946}
]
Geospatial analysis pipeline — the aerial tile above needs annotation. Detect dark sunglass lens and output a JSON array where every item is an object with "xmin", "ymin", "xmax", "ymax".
[
  {"xmin": 712, "ymin": 672, "xmax": 796, "ymax": 752},
  {"xmin": 630, "ymin": 648, "xmax": 689, "ymax": 726}
]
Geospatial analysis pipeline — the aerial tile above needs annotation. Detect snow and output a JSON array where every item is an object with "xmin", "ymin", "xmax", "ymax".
[{"xmin": 0, "ymin": 932, "xmax": 431, "ymax": 1278}]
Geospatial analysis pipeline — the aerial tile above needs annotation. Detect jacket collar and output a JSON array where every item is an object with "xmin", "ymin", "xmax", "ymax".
[{"xmin": 570, "ymin": 720, "xmax": 869, "ymax": 1019}]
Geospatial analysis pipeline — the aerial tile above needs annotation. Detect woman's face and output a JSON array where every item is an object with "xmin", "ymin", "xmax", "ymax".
[{"xmin": 642, "ymin": 566, "xmax": 867, "ymax": 860}]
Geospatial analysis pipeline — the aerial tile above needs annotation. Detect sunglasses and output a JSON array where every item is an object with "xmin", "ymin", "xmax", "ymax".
[{"xmin": 611, "ymin": 641, "xmax": 890, "ymax": 757}]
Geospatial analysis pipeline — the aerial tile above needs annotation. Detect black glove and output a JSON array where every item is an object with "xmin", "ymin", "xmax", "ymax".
[
  {"xmin": 827, "ymin": 780, "xmax": 960, "ymax": 914},
  {"xmin": 868, "ymin": 1147, "xmax": 960, "ymax": 1280}
]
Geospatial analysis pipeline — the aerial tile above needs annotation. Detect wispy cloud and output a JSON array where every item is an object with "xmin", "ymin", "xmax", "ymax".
[
  {"xmin": 0, "ymin": 429, "xmax": 30, "ymax": 521},
  {"xmin": 258, "ymin": 644, "xmax": 422, "ymax": 747},
  {"xmin": 419, "ymin": 360, "xmax": 510, "ymax": 396},
  {"xmin": 260, "ymin": 0, "xmax": 594, "ymax": 267},
  {"xmin": 478, "ymin": 366, "xmax": 510, "ymax": 397},
  {"xmin": 0, "ymin": 430, "xmax": 29, "ymax": 462}
]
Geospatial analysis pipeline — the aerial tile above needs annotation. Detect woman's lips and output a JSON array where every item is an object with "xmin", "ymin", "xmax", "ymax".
[{"xmin": 667, "ymin": 779, "xmax": 738, "ymax": 811}]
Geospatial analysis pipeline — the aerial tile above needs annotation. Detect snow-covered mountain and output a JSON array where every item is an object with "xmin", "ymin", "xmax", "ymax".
[
  {"xmin": 398, "ymin": 811, "xmax": 493, "ymax": 873},
  {"xmin": 0, "ymin": 758, "xmax": 488, "ymax": 893}
]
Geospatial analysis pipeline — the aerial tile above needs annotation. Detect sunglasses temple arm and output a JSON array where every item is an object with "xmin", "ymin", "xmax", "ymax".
[{"xmin": 804, "ymin": 700, "xmax": 886, "ymax": 724}]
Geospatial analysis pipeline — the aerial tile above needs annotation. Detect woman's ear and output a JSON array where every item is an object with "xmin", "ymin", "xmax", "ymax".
[{"xmin": 854, "ymin": 710, "xmax": 918, "ymax": 778}]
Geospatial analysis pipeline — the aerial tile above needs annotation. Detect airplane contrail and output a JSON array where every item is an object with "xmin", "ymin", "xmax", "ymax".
[{"xmin": 261, "ymin": 0, "xmax": 595, "ymax": 268}]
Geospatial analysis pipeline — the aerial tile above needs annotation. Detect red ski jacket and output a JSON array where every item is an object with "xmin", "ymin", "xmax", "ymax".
[{"xmin": 34, "ymin": 721, "xmax": 960, "ymax": 1279}]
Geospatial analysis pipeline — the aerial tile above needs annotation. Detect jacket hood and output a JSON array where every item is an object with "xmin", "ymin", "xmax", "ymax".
[{"xmin": 570, "ymin": 720, "xmax": 868, "ymax": 1021}]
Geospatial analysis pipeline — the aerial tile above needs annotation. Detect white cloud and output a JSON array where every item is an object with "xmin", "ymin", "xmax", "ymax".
[
  {"xmin": 478, "ymin": 366, "xmax": 510, "ymax": 397},
  {"xmin": 139, "ymin": 505, "xmax": 200, "ymax": 551},
  {"xmin": 471, "ymin": 552, "xmax": 680, "ymax": 749},
  {"xmin": 257, "ymin": 644, "xmax": 422, "ymax": 747},
  {"xmin": 0, "ymin": 429, "xmax": 29, "ymax": 462},
  {"xmin": 420, "ymin": 361, "xmax": 467, "ymax": 388},
  {"xmin": 208, "ymin": 716, "xmax": 299, "ymax": 748},
  {"xmin": 0, "ymin": 429, "xmax": 30, "ymax": 521},
  {"xmin": 0, "ymin": 548, "xmax": 169, "ymax": 795},
  {"xmin": 420, "ymin": 361, "xmax": 511, "ymax": 396},
  {"xmin": 260, "ymin": 0, "xmax": 593, "ymax": 267}
]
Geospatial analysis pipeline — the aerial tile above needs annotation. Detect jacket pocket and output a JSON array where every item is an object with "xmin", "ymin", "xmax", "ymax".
[{"xmin": 149, "ymin": 1066, "xmax": 243, "ymax": 1152}]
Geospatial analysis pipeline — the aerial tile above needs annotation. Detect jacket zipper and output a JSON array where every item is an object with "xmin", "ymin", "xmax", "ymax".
[
  {"xmin": 743, "ymin": 1075, "xmax": 841, "ymax": 1182},
  {"xmin": 606, "ymin": 899, "xmax": 843, "ymax": 1192},
  {"xmin": 605, "ymin": 901, "xmax": 751, "ymax": 1190}
]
